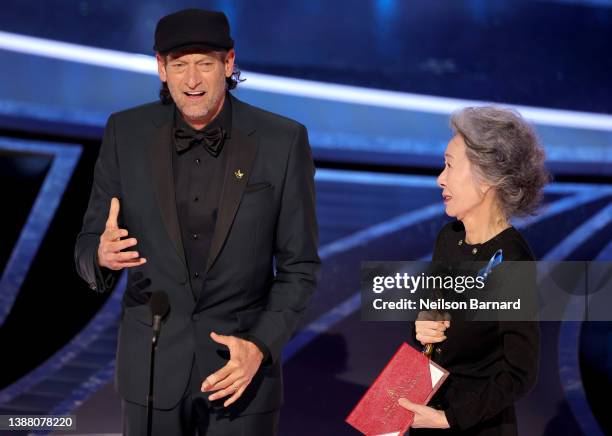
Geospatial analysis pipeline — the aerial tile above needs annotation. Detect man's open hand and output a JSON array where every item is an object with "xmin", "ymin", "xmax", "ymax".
[
  {"xmin": 202, "ymin": 332, "xmax": 264, "ymax": 407},
  {"xmin": 97, "ymin": 197, "xmax": 146, "ymax": 270}
]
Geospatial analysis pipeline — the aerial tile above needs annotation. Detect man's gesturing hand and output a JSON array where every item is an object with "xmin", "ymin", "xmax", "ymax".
[
  {"xmin": 202, "ymin": 332, "xmax": 264, "ymax": 407},
  {"xmin": 97, "ymin": 197, "xmax": 146, "ymax": 270}
]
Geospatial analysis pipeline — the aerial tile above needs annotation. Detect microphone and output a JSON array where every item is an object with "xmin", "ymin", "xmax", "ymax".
[{"xmin": 149, "ymin": 290, "xmax": 170, "ymax": 344}]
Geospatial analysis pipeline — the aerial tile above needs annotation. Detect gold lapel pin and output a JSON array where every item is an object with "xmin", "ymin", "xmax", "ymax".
[{"xmin": 234, "ymin": 169, "xmax": 244, "ymax": 180}]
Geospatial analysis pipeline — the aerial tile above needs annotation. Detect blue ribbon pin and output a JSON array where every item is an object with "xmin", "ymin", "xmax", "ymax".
[{"xmin": 477, "ymin": 249, "xmax": 504, "ymax": 280}]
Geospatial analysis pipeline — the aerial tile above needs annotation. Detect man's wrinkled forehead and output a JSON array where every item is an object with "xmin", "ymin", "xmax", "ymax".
[{"xmin": 164, "ymin": 48, "xmax": 228, "ymax": 62}]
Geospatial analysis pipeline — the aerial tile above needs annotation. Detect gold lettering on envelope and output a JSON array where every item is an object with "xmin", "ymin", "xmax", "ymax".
[{"xmin": 380, "ymin": 378, "xmax": 418, "ymax": 425}]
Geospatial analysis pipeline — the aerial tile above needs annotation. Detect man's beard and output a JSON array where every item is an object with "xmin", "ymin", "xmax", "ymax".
[
  {"xmin": 181, "ymin": 104, "xmax": 211, "ymax": 120},
  {"xmin": 177, "ymin": 87, "xmax": 224, "ymax": 122}
]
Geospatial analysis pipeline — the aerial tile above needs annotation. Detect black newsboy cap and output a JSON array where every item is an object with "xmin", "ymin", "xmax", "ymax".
[{"xmin": 154, "ymin": 9, "xmax": 234, "ymax": 54}]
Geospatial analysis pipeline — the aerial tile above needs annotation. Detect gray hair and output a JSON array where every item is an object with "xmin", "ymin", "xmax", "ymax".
[{"xmin": 450, "ymin": 106, "xmax": 550, "ymax": 218}]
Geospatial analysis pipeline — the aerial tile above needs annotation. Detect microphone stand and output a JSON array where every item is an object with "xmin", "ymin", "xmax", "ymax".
[{"xmin": 147, "ymin": 314, "xmax": 162, "ymax": 436}]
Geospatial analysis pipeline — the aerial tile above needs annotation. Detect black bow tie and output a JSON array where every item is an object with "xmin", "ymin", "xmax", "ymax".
[{"xmin": 174, "ymin": 126, "xmax": 226, "ymax": 157}]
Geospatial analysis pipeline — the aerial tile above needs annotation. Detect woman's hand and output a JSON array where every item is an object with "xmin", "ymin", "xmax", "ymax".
[
  {"xmin": 415, "ymin": 319, "xmax": 450, "ymax": 346},
  {"xmin": 398, "ymin": 398, "xmax": 450, "ymax": 429}
]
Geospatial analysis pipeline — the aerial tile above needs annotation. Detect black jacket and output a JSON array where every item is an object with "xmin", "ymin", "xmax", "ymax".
[
  {"xmin": 74, "ymin": 95, "xmax": 320, "ymax": 414},
  {"xmin": 411, "ymin": 221, "xmax": 540, "ymax": 436}
]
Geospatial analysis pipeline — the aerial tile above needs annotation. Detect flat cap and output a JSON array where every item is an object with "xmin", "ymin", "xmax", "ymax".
[{"xmin": 154, "ymin": 9, "xmax": 234, "ymax": 54}]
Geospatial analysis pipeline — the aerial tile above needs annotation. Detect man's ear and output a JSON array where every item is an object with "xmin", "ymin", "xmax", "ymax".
[
  {"xmin": 224, "ymin": 49, "xmax": 235, "ymax": 78},
  {"xmin": 156, "ymin": 53, "xmax": 167, "ymax": 82}
]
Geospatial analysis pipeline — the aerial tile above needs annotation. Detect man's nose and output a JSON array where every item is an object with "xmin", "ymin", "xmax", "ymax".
[{"xmin": 186, "ymin": 65, "xmax": 201, "ymax": 88}]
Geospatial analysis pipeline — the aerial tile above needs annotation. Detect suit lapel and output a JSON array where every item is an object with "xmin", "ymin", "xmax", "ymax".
[
  {"xmin": 205, "ymin": 97, "xmax": 258, "ymax": 272},
  {"xmin": 150, "ymin": 103, "xmax": 187, "ymax": 267}
]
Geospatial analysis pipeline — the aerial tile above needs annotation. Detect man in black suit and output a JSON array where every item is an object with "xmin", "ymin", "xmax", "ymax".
[{"xmin": 74, "ymin": 9, "xmax": 320, "ymax": 435}]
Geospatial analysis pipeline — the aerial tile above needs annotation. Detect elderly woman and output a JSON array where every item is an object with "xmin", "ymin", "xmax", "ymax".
[{"xmin": 400, "ymin": 106, "xmax": 549, "ymax": 435}]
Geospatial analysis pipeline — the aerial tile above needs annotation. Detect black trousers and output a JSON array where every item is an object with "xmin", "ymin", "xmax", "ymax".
[{"xmin": 121, "ymin": 359, "xmax": 279, "ymax": 436}]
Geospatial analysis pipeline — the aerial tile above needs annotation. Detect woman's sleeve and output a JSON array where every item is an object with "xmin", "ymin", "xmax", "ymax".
[
  {"xmin": 443, "ymin": 260, "xmax": 540, "ymax": 430},
  {"xmin": 444, "ymin": 320, "xmax": 539, "ymax": 429}
]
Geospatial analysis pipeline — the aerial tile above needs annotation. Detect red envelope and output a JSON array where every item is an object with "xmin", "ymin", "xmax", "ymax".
[{"xmin": 346, "ymin": 343, "xmax": 449, "ymax": 436}]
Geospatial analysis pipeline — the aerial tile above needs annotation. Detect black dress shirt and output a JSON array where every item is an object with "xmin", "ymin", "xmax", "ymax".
[{"xmin": 172, "ymin": 96, "xmax": 232, "ymax": 297}]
